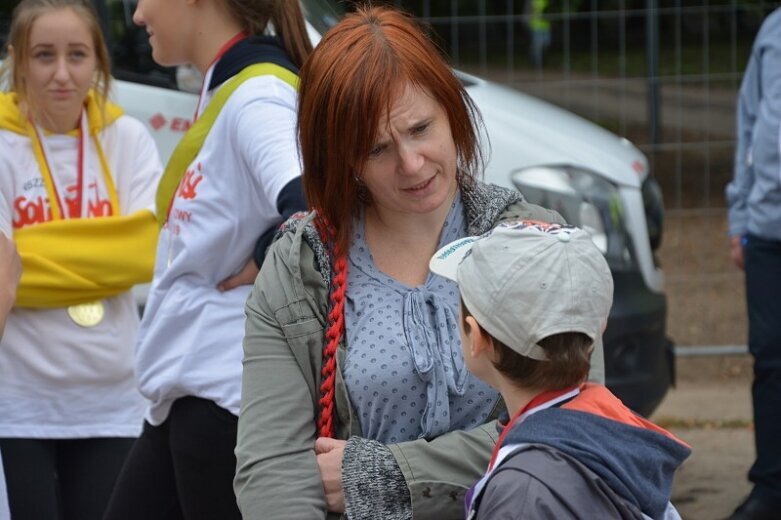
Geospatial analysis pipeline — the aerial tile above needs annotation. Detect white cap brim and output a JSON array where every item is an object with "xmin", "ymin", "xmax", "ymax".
[{"xmin": 429, "ymin": 236, "xmax": 479, "ymax": 282}]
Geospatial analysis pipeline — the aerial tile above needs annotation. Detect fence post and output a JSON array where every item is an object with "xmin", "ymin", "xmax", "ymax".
[{"xmin": 646, "ymin": 0, "xmax": 661, "ymax": 148}]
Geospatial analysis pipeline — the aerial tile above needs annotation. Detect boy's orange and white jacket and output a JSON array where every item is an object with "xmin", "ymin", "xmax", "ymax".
[{"xmin": 467, "ymin": 384, "xmax": 691, "ymax": 520}]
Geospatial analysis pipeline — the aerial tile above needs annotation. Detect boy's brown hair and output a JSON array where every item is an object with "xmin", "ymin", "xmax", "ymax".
[{"xmin": 461, "ymin": 300, "xmax": 592, "ymax": 391}]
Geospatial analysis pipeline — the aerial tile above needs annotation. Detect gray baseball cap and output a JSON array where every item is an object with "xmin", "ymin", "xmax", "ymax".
[{"xmin": 429, "ymin": 220, "xmax": 614, "ymax": 361}]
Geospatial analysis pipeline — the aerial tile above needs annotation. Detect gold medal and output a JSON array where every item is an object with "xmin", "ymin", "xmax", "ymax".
[{"xmin": 67, "ymin": 301, "xmax": 105, "ymax": 327}]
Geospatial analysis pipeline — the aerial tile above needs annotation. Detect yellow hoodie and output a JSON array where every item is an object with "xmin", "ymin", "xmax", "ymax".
[{"xmin": 0, "ymin": 91, "xmax": 159, "ymax": 308}]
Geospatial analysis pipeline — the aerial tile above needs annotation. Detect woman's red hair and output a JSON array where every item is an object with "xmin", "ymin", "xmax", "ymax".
[{"xmin": 297, "ymin": 5, "xmax": 485, "ymax": 253}]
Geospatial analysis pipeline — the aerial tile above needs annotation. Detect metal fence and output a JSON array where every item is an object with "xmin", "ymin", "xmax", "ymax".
[{"xmin": 378, "ymin": 0, "xmax": 781, "ymax": 212}]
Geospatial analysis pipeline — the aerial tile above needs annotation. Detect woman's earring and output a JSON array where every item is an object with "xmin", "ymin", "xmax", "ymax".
[{"xmin": 354, "ymin": 175, "xmax": 370, "ymax": 203}]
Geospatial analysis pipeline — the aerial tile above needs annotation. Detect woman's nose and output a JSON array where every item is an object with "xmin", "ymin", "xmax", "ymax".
[
  {"xmin": 397, "ymin": 143, "xmax": 424, "ymax": 175},
  {"xmin": 53, "ymin": 58, "xmax": 70, "ymax": 82},
  {"xmin": 132, "ymin": 0, "xmax": 145, "ymax": 26}
]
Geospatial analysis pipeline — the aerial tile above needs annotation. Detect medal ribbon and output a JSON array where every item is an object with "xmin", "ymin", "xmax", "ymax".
[
  {"xmin": 162, "ymin": 30, "xmax": 249, "ymax": 229},
  {"xmin": 194, "ymin": 31, "xmax": 249, "ymax": 123},
  {"xmin": 158, "ymin": 62, "xmax": 298, "ymax": 230},
  {"xmin": 27, "ymin": 109, "xmax": 119, "ymax": 221}
]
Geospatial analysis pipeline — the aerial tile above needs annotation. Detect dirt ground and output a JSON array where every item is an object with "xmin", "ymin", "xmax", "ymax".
[
  {"xmin": 653, "ymin": 355, "xmax": 753, "ymax": 520},
  {"xmin": 653, "ymin": 212, "xmax": 753, "ymax": 520},
  {"xmin": 660, "ymin": 211, "xmax": 747, "ymax": 347},
  {"xmin": 520, "ymin": 73, "xmax": 755, "ymax": 520}
]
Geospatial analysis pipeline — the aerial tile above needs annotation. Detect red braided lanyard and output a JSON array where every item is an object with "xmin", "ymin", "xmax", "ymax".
[{"xmin": 316, "ymin": 218, "xmax": 348, "ymax": 438}]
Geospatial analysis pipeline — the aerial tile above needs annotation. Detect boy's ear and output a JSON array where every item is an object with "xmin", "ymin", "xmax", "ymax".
[{"xmin": 464, "ymin": 315, "xmax": 492, "ymax": 359}]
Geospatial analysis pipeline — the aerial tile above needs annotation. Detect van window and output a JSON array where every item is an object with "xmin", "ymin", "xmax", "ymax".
[
  {"xmin": 301, "ymin": 0, "xmax": 342, "ymax": 35},
  {"xmin": 102, "ymin": 0, "xmax": 177, "ymax": 89},
  {"xmin": 0, "ymin": 0, "xmax": 12, "ymax": 51},
  {"xmin": 0, "ymin": 0, "xmax": 177, "ymax": 90},
  {"xmin": 0, "ymin": 0, "xmax": 343, "ymax": 89}
]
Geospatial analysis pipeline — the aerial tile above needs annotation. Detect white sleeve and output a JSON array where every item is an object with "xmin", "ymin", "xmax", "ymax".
[
  {"xmin": 233, "ymin": 78, "xmax": 302, "ymax": 213},
  {"xmin": 0, "ymin": 449, "xmax": 9, "ymax": 520},
  {"xmin": 112, "ymin": 116, "xmax": 164, "ymax": 215},
  {"xmin": 0, "ymin": 143, "xmax": 13, "ymax": 237}
]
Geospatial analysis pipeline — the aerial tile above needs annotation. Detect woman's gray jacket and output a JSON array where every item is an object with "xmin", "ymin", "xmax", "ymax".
[{"xmin": 234, "ymin": 182, "xmax": 603, "ymax": 519}]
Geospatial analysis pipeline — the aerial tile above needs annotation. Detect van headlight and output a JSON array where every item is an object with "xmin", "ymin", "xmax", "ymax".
[{"xmin": 511, "ymin": 166, "xmax": 634, "ymax": 270}]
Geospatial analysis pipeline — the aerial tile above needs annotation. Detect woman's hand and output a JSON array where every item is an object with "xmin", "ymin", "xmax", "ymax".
[
  {"xmin": 315, "ymin": 437, "xmax": 347, "ymax": 513},
  {"xmin": 730, "ymin": 235, "xmax": 745, "ymax": 270},
  {"xmin": 217, "ymin": 258, "xmax": 260, "ymax": 292}
]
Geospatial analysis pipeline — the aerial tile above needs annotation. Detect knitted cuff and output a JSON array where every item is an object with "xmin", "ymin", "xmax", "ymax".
[{"xmin": 342, "ymin": 436, "xmax": 412, "ymax": 520}]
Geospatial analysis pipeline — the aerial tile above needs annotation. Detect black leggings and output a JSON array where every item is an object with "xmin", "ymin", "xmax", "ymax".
[
  {"xmin": 0, "ymin": 436, "xmax": 135, "ymax": 520},
  {"xmin": 103, "ymin": 396, "xmax": 241, "ymax": 520}
]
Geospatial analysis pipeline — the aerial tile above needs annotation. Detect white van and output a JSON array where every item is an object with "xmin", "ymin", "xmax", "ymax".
[{"xmin": 0, "ymin": 0, "xmax": 672, "ymax": 416}]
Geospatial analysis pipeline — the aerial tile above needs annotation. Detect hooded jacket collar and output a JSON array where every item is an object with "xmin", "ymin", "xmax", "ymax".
[
  {"xmin": 502, "ymin": 386, "xmax": 691, "ymax": 519},
  {"xmin": 208, "ymin": 35, "xmax": 298, "ymax": 91},
  {"xmin": 279, "ymin": 181, "xmax": 525, "ymax": 291},
  {"xmin": 0, "ymin": 90, "xmax": 123, "ymax": 135}
]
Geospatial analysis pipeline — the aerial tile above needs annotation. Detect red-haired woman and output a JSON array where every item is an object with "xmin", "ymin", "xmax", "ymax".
[{"xmin": 235, "ymin": 6, "xmax": 600, "ymax": 519}]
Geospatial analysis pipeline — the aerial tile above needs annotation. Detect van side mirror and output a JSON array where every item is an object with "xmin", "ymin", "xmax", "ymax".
[{"xmin": 176, "ymin": 64, "xmax": 202, "ymax": 94}]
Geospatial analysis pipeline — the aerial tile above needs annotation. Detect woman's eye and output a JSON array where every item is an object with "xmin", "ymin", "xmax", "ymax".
[
  {"xmin": 369, "ymin": 144, "xmax": 385, "ymax": 158},
  {"xmin": 412, "ymin": 122, "xmax": 430, "ymax": 135},
  {"xmin": 34, "ymin": 51, "xmax": 54, "ymax": 60}
]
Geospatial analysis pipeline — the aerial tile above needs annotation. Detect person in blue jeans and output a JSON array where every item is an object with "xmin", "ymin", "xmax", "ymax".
[{"xmin": 725, "ymin": 8, "xmax": 781, "ymax": 520}]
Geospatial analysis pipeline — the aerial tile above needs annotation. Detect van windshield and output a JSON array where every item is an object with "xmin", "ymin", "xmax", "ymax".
[
  {"xmin": 301, "ymin": 0, "xmax": 343, "ymax": 35},
  {"xmin": 0, "ymin": 0, "xmax": 344, "ymax": 42}
]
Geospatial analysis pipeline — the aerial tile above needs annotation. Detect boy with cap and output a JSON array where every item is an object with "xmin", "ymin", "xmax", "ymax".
[{"xmin": 429, "ymin": 220, "xmax": 690, "ymax": 520}]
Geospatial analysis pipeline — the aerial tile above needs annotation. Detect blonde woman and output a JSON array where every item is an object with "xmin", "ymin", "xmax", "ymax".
[{"xmin": 0, "ymin": 1, "xmax": 161, "ymax": 518}]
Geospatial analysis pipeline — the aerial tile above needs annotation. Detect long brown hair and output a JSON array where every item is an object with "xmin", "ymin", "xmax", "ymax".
[
  {"xmin": 297, "ymin": 5, "xmax": 485, "ymax": 253},
  {"xmin": 224, "ymin": 0, "xmax": 313, "ymax": 68},
  {"xmin": 2, "ymin": 0, "xmax": 111, "ymax": 122}
]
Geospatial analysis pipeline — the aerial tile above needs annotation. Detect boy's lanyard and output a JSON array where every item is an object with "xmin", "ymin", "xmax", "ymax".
[
  {"xmin": 25, "ymin": 109, "xmax": 119, "ymax": 327},
  {"xmin": 488, "ymin": 386, "xmax": 581, "ymax": 470},
  {"xmin": 27, "ymin": 110, "xmax": 118, "ymax": 220},
  {"xmin": 465, "ymin": 386, "xmax": 580, "ymax": 519}
]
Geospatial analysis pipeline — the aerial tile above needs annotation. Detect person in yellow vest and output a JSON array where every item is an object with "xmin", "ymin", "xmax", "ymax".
[
  {"xmin": 0, "ymin": 1, "xmax": 162, "ymax": 519},
  {"xmin": 103, "ymin": 1, "xmax": 310, "ymax": 519},
  {"xmin": 527, "ymin": 0, "xmax": 551, "ymax": 69}
]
